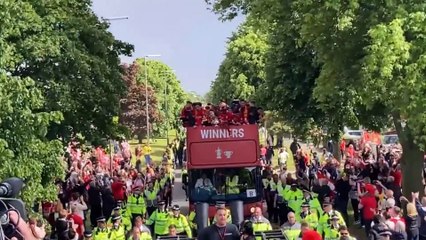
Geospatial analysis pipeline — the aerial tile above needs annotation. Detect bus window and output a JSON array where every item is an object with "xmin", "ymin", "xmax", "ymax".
[{"xmin": 189, "ymin": 167, "xmax": 261, "ymax": 203}]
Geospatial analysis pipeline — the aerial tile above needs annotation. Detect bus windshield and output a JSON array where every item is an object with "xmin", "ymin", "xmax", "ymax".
[{"xmin": 188, "ymin": 167, "xmax": 262, "ymax": 204}]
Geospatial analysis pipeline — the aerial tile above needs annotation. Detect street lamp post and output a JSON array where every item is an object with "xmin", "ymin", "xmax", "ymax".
[
  {"xmin": 144, "ymin": 54, "xmax": 161, "ymax": 145},
  {"xmin": 102, "ymin": 16, "xmax": 129, "ymax": 21},
  {"xmin": 101, "ymin": 16, "xmax": 128, "ymax": 176},
  {"xmin": 161, "ymin": 70, "xmax": 175, "ymax": 146}
]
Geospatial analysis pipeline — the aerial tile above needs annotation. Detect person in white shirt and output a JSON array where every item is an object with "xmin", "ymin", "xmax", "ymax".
[
  {"xmin": 278, "ymin": 148, "xmax": 289, "ymax": 169},
  {"xmin": 69, "ymin": 193, "xmax": 88, "ymax": 220},
  {"xmin": 195, "ymin": 173, "xmax": 213, "ymax": 189}
]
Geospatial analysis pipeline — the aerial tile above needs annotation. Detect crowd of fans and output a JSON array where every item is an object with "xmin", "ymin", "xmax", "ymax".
[
  {"xmin": 180, "ymin": 100, "xmax": 264, "ymax": 127},
  {"xmin": 15, "ymin": 98, "xmax": 423, "ymax": 240},
  {"xmin": 258, "ymin": 137, "xmax": 425, "ymax": 240},
  {"xmin": 38, "ymin": 139, "xmax": 187, "ymax": 240}
]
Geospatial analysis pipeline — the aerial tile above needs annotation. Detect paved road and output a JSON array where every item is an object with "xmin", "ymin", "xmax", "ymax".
[{"xmin": 172, "ymin": 169, "xmax": 190, "ymax": 215}]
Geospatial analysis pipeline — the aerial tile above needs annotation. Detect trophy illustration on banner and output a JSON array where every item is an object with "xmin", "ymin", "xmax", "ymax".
[{"xmin": 216, "ymin": 147, "xmax": 222, "ymax": 159}]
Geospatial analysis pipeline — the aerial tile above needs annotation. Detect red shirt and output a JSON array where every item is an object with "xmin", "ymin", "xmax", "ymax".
[
  {"xmin": 111, "ymin": 181, "xmax": 125, "ymax": 201},
  {"xmin": 391, "ymin": 170, "xmax": 402, "ymax": 186},
  {"xmin": 340, "ymin": 140, "xmax": 346, "ymax": 150},
  {"xmin": 41, "ymin": 202, "xmax": 55, "ymax": 217},
  {"xmin": 67, "ymin": 214, "xmax": 84, "ymax": 236},
  {"xmin": 360, "ymin": 195, "xmax": 377, "ymax": 220},
  {"xmin": 302, "ymin": 230, "xmax": 322, "ymax": 240}
]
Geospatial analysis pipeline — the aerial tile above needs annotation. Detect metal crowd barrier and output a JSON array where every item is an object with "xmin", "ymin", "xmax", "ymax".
[
  {"xmin": 254, "ymin": 230, "xmax": 289, "ymax": 240},
  {"xmin": 157, "ymin": 236, "xmax": 194, "ymax": 240}
]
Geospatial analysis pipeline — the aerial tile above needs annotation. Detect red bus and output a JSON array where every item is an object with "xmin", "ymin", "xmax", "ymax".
[{"xmin": 185, "ymin": 124, "xmax": 263, "ymax": 219}]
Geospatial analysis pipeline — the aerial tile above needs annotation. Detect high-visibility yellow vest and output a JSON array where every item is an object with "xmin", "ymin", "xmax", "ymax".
[
  {"xmin": 93, "ymin": 227, "xmax": 110, "ymax": 240},
  {"xmin": 146, "ymin": 210, "xmax": 169, "ymax": 235},
  {"xmin": 109, "ymin": 225, "xmax": 126, "ymax": 240},
  {"xmin": 144, "ymin": 188, "xmax": 159, "ymax": 207},
  {"xmin": 324, "ymin": 226, "xmax": 340, "ymax": 240},
  {"xmin": 226, "ymin": 175, "xmax": 239, "ymax": 194},
  {"xmin": 127, "ymin": 194, "xmax": 146, "ymax": 215},
  {"xmin": 285, "ymin": 189, "xmax": 303, "ymax": 211},
  {"xmin": 253, "ymin": 221, "xmax": 272, "ymax": 240},
  {"xmin": 269, "ymin": 180, "xmax": 278, "ymax": 191},
  {"xmin": 188, "ymin": 211, "xmax": 196, "ymax": 229},
  {"xmin": 168, "ymin": 214, "xmax": 192, "ymax": 237},
  {"xmin": 160, "ymin": 177, "xmax": 168, "ymax": 188},
  {"xmin": 282, "ymin": 223, "xmax": 301, "ymax": 240},
  {"xmin": 296, "ymin": 211, "xmax": 319, "ymax": 229},
  {"xmin": 262, "ymin": 178, "xmax": 270, "ymax": 189},
  {"xmin": 277, "ymin": 183, "xmax": 290, "ymax": 198},
  {"xmin": 317, "ymin": 211, "xmax": 345, "ymax": 235}
]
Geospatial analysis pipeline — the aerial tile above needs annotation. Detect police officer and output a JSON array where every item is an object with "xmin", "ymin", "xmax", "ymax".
[
  {"xmin": 107, "ymin": 205, "xmax": 132, "ymax": 232},
  {"xmin": 300, "ymin": 190, "xmax": 323, "ymax": 216},
  {"xmin": 144, "ymin": 181, "xmax": 159, "ymax": 216},
  {"xmin": 285, "ymin": 183, "xmax": 303, "ymax": 212},
  {"xmin": 146, "ymin": 200, "xmax": 170, "ymax": 237},
  {"xmin": 267, "ymin": 174, "xmax": 279, "ymax": 223},
  {"xmin": 324, "ymin": 215, "xmax": 342, "ymax": 240},
  {"xmin": 109, "ymin": 214, "xmax": 126, "ymax": 240},
  {"xmin": 317, "ymin": 201, "xmax": 346, "ymax": 237},
  {"xmin": 168, "ymin": 205, "xmax": 192, "ymax": 237},
  {"xmin": 277, "ymin": 180, "xmax": 290, "ymax": 224},
  {"xmin": 93, "ymin": 217, "xmax": 109, "ymax": 240},
  {"xmin": 250, "ymin": 207, "xmax": 272, "ymax": 240},
  {"xmin": 295, "ymin": 202, "xmax": 319, "ymax": 230},
  {"xmin": 115, "ymin": 201, "xmax": 132, "ymax": 232},
  {"xmin": 127, "ymin": 186, "xmax": 147, "ymax": 223},
  {"xmin": 83, "ymin": 230, "xmax": 93, "ymax": 240}
]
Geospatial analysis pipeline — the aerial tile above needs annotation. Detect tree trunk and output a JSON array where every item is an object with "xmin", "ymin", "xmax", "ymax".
[
  {"xmin": 400, "ymin": 145, "xmax": 424, "ymax": 198},
  {"xmin": 137, "ymin": 132, "xmax": 144, "ymax": 144},
  {"xmin": 392, "ymin": 113, "xmax": 424, "ymax": 199},
  {"xmin": 330, "ymin": 131, "xmax": 341, "ymax": 161}
]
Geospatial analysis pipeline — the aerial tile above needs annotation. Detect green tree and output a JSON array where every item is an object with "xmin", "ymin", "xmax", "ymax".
[
  {"xmin": 187, "ymin": 91, "xmax": 205, "ymax": 103},
  {"xmin": 3, "ymin": 0, "xmax": 133, "ymax": 144},
  {"xmin": 290, "ymin": 0, "xmax": 426, "ymax": 195},
  {"xmin": 207, "ymin": 0, "xmax": 426, "ymax": 195},
  {"xmin": 209, "ymin": 20, "xmax": 268, "ymax": 103},
  {"xmin": 135, "ymin": 59, "xmax": 186, "ymax": 138},
  {"xmin": 0, "ymin": 73, "xmax": 65, "ymax": 204}
]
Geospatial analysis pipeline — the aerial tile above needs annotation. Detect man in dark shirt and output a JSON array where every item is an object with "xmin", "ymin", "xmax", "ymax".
[
  {"xmin": 334, "ymin": 175, "xmax": 351, "ymax": 224},
  {"xmin": 198, "ymin": 207, "xmax": 240, "ymax": 240}
]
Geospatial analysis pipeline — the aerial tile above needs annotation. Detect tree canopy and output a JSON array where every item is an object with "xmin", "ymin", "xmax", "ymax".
[
  {"xmin": 3, "ymin": 0, "xmax": 133, "ymax": 144},
  {"xmin": 208, "ymin": 19, "xmax": 268, "ymax": 103},
  {"xmin": 0, "ymin": 73, "xmax": 65, "ymax": 204},
  {"xmin": 206, "ymin": 0, "xmax": 426, "ymax": 194},
  {"xmin": 134, "ymin": 59, "xmax": 187, "ymax": 137},
  {"xmin": 0, "ymin": 0, "xmax": 132, "ymax": 204}
]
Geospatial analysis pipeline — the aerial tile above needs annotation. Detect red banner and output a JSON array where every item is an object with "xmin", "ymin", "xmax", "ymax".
[
  {"xmin": 186, "ymin": 125, "xmax": 260, "ymax": 169},
  {"xmin": 362, "ymin": 131, "xmax": 382, "ymax": 145}
]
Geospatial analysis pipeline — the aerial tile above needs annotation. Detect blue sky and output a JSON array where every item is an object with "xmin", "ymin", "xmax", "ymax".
[{"xmin": 92, "ymin": 0, "xmax": 244, "ymax": 95}]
